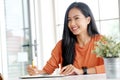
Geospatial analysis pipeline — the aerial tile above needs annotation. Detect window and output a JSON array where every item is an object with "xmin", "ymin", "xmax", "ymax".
[{"xmin": 4, "ymin": 0, "xmax": 32, "ymax": 79}]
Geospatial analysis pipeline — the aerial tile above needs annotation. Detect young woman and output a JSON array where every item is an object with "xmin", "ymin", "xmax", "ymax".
[{"xmin": 27, "ymin": 2, "xmax": 105, "ymax": 76}]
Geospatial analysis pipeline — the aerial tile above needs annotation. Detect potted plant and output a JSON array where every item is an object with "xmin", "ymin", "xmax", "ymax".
[{"xmin": 93, "ymin": 35, "xmax": 120, "ymax": 79}]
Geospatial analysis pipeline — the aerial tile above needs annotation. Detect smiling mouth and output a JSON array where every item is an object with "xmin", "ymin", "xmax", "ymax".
[{"xmin": 72, "ymin": 27, "xmax": 79, "ymax": 32}]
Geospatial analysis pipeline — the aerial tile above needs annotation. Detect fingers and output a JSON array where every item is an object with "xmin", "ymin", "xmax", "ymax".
[
  {"xmin": 60, "ymin": 64, "xmax": 74, "ymax": 75},
  {"xmin": 27, "ymin": 65, "xmax": 39, "ymax": 76},
  {"xmin": 60, "ymin": 66, "xmax": 67, "ymax": 73}
]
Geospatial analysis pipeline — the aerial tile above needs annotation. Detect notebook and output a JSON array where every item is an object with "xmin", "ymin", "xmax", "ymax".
[{"xmin": 19, "ymin": 74, "xmax": 65, "ymax": 79}]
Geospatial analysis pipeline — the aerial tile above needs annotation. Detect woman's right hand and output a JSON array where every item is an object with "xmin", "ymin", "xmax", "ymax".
[{"xmin": 27, "ymin": 65, "xmax": 39, "ymax": 76}]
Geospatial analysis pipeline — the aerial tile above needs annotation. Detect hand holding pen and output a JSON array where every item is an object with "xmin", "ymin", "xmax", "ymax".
[
  {"xmin": 27, "ymin": 60, "xmax": 47, "ymax": 76},
  {"xmin": 27, "ymin": 60, "xmax": 39, "ymax": 76},
  {"xmin": 27, "ymin": 65, "xmax": 39, "ymax": 76}
]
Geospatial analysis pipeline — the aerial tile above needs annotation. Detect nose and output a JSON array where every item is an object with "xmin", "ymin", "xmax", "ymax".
[{"xmin": 69, "ymin": 20, "xmax": 76, "ymax": 26}]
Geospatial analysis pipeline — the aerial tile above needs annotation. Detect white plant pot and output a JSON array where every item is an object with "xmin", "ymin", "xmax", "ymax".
[{"xmin": 104, "ymin": 58, "xmax": 120, "ymax": 79}]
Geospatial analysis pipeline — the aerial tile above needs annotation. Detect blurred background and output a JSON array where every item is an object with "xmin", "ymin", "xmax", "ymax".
[{"xmin": 0, "ymin": 0, "xmax": 120, "ymax": 80}]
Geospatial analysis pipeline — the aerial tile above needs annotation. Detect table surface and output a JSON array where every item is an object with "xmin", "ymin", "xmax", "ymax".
[{"xmin": 19, "ymin": 73, "xmax": 120, "ymax": 80}]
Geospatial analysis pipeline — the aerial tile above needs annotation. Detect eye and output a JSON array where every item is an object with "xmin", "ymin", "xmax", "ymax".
[
  {"xmin": 68, "ymin": 18, "xmax": 71, "ymax": 22},
  {"xmin": 75, "ymin": 17, "xmax": 80, "ymax": 20}
]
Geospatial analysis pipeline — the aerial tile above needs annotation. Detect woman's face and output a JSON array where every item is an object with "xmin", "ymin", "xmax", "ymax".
[{"xmin": 68, "ymin": 8, "xmax": 90, "ymax": 36}]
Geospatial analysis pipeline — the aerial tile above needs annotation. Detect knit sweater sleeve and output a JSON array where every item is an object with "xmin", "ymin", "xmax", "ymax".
[{"xmin": 42, "ymin": 41, "xmax": 62, "ymax": 74}]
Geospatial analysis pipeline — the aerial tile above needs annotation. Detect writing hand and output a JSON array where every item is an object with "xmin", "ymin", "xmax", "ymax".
[{"xmin": 27, "ymin": 65, "xmax": 39, "ymax": 76}]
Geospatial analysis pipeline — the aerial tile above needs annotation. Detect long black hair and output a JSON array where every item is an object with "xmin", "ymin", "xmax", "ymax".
[{"xmin": 62, "ymin": 2, "xmax": 99, "ymax": 67}]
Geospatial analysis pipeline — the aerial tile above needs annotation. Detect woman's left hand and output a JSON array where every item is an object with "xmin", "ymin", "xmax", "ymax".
[{"xmin": 60, "ymin": 64, "xmax": 83, "ymax": 75}]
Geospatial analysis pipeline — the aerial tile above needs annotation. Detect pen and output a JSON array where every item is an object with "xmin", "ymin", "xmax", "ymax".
[{"xmin": 32, "ymin": 59, "xmax": 34, "ymax": 68}]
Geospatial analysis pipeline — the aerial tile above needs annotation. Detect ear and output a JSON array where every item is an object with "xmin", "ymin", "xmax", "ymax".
[{"xmin": 87, "ymin": 16, "xmax": 91, "ymax": 24}]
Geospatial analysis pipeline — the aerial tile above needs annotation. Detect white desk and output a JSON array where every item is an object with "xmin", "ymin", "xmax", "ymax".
[{"xmin": 19, "ymin": 74, "xmax": 120, "ymax": 80}]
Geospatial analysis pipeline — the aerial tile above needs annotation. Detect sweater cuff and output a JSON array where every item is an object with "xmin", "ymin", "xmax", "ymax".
[{"xmin": 95, "ymin": 65, "xmax": 105, "ymax": 74}]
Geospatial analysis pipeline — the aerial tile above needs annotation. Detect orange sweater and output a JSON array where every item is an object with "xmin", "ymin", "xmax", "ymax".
[{"xmin": 43, "ymin": 35, "xmax": 105, "ymax": 74}]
